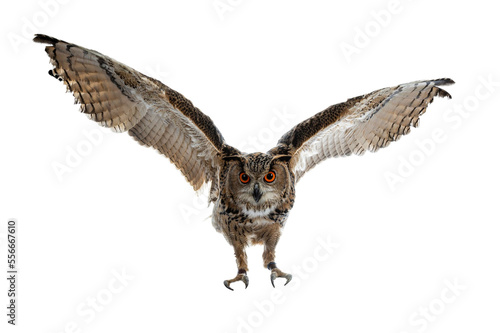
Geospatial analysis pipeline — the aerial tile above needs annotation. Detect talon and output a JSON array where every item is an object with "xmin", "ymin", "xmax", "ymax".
[
  {"xmin": 269, "ymin": 268, "xmax": 292, "ymax": 288},
  {"xmin": 271, "ymin": 272, "xmax": 277, "ymax": 288},
  {"xmin": 224, "ymin": 280, "xmax": 234, "ymax": 291},
  {"xmin": 223, "ymin": 273, "xmax": 249, "ymax": 291},
  {"xmin": 284, "ymin": 274, "xmax": 292, "ymax": 286}
]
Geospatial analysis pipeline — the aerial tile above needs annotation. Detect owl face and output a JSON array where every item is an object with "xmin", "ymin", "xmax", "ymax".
[{"xmin": 226, "ymin": 153, "xmax": 291, "ymax": 211}]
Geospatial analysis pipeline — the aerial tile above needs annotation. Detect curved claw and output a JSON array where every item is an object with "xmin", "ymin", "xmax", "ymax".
[
  {"xmin": 284, "ymin": 274, "xmax": 292, "ymax": 286},
  {"xmin": 224, "ymin": 280, "xmax": 234, "ymax": 291},
  {"xmin": 270, "ymin": 272, "xmax": 277, "ymax": 288},
  {"xmin": 224, "ymin": 274, "xmax": 249, "ymax": 291},
  {"xmin": 242, "ymin": 275, "xmax": 249, "ymax": 289}
]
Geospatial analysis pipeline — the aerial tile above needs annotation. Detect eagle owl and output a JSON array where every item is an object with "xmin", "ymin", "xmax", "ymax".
[{"xmin": 34, "ymin": 34, "xmax": 454, "ymax": 290}]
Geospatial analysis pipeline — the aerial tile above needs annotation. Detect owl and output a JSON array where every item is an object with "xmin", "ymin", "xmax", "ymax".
[{"xmin": 34, "ymin": 34, "xmax": 454, "ymax": 290}]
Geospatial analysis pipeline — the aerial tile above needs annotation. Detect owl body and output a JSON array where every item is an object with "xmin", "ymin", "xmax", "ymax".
[
  {"xmin": 212, "ymin": 152, "xmax": 295, "ymax": 247},
  {"xmin": 34, "ymin": 34, "xmax": 454, "ymax": 289}
]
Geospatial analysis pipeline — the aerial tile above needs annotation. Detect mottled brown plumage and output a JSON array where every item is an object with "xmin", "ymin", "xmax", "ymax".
[{"xmin": 34, "ymin": 34, "xmax": 454, "ymax": 290}]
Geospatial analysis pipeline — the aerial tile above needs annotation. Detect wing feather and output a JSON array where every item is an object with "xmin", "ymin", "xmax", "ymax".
[
  {"xmin": 270, "ymin": 79, "xmax": 454, "ymax": 181},
  {"xmin": 34, "ymin": 34, "xmax": 230, "ymax": 192}
]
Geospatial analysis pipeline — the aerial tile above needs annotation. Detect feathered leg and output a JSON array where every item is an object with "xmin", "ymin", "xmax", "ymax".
[
  {"xmin": 223, "ymin": 243, "xmax": 249, "ymax": 291},
  {"xmin": 262, "ymin": 229, "xmax": 292, "ymax": 287}
]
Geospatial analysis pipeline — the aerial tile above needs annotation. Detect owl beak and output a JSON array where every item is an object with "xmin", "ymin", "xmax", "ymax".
[{"xmin": 253, "ymin": 183, "xmax": 263, "ymax": 203}]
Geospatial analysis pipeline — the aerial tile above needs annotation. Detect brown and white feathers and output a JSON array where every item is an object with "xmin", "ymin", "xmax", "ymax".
[
  {"xmin": 34, "ymin": 34, "xmax": 453, "ymax": 191},
  {"xmin": 33, "ymin": 34, "xmax": 227, "ymax": 192},
  {"xmin": 270, "ymin": 79, "xmax": 454, "ymax": 181},
  {"xmin": 35, "ymin": 34, "xmax": 454, "ymax": 289}
]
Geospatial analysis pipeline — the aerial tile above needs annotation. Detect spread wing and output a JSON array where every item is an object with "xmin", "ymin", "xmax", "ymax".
[
  {"xmin": 269, "ymin": 79, "xmax": 454, "ymax": 181},
  {"xmin": 34, "ymin": 34, "xmax": 231, "ymax": 191}
]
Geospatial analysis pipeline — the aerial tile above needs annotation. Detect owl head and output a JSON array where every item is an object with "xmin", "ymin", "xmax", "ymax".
[{"xmin": 224, "ymin": 153, "xmax": 293, "ymax": 212}]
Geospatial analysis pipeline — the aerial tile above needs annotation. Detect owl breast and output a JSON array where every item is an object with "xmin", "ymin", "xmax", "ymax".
[
  {"xmin": 240, "ymin": 206, "xmax": 277, "ymax": 219},
  {"xmin": 212, "ymin": 200, "xmax": 290, "ymax": 246}
]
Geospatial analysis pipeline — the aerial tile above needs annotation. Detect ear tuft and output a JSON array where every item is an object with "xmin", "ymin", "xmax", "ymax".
[{"xmin": 272, "ymin": 155, "xmax": 292, "ymax": 163}]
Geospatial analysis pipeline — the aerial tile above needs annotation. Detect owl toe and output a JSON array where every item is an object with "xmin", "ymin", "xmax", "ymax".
[{"xmin": 223, "ymin": 273, "xmax": 249, "ymax": 291}]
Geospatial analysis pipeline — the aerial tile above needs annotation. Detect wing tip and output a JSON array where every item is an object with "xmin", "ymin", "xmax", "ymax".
[
  {"xmin": 434, "ymin": 78, "xmax": 455, "ymax": 86},
  {"xmin": 433, "ymin": 78, "xmax": 454, "ymax": 99},
  {"xmin": 437, "ymin": 88, "xmax": 452, "ymax": 99},
  {"xmin": 33, "ymin": 34, "xmax": 60, "ymax": 45}
]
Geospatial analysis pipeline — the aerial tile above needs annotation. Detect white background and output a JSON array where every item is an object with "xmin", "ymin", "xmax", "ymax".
[{"xmin": 1, "ymin": 0, "xmax": 499, "ymax": 332}]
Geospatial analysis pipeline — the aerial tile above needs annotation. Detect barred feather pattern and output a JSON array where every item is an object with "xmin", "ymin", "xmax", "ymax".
[
  {"xmin": 279, "ymin": 79, "xmax": 454, "ymax": 181},
  {"xmin": 34, "ymin": 34, "xmax": 226, "ymax": 191}
]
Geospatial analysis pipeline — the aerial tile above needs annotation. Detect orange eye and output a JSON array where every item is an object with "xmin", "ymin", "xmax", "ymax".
[
  {"xmin": 239, "ymin": 172, "xmax": 250, "ymax": 184},
  {"xmin": 264, "ymin": 171, "xmax": 276, "ymax": 183}
]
